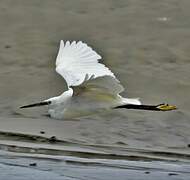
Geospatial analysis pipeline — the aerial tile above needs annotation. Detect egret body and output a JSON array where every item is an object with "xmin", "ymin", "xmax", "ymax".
[{"xmin": 21, "ymin": 41, "xmax": 176, "ymax": 119}]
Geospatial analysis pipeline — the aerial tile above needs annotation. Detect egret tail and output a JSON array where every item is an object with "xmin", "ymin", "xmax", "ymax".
[
  {"xmin": 20, "ymin": 101, "xmax": 51, "ymax": 109},
  {"xmin": 114, "ymin": 103, "xmax": 177, "ymax": 111}
]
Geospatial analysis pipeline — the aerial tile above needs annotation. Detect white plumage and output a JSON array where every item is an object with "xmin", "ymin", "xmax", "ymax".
[
  {"xmin": 46, "ymin": 40, "xmax": 141, "ymax": 119},
  {"xmin": 21, "ymin": 40, "xmax": 177, "ymax": 116},
  {"xmin": 56, "ymin": 40, "xmax": 115, "ymax": 86}
]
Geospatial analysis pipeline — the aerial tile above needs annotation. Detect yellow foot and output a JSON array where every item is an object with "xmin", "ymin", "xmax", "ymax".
[{"xmin": 156, "ymin": 104, "xmax": 177, "ymax": 111}]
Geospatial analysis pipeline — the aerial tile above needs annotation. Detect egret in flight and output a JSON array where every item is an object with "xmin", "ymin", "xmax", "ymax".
[{"xmin": 20, "ymin": 41, "xmax": 176, "ymax": 119}]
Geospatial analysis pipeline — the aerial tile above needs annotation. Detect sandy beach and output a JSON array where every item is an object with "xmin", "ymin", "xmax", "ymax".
[{"xmin": 0, "ymin": 0, "xmax": 190, "ymax": 179}]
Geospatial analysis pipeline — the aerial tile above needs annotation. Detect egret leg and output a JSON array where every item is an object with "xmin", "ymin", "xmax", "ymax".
[{"xmin": 114, "ymin": 103, "xmax": 177, "ymax": 111}]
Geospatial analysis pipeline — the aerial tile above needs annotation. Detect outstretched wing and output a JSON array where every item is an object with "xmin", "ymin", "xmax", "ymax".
[
  {"xmin": 56, "ymin": 40, "xmax": 124, "ymax": 100},
  {"xmin": 69, "ymin": 75, "xmax": 125, "ymax": 110},
  {"xmin": 56, "ymin": 41, "xmax": 117, "ymax": 86},
  {"xmin": 71, "ymin": 75, "xmax": 124, "ymax": 97}
]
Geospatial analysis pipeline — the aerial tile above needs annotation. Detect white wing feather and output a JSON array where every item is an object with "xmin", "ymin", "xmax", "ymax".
[
  {"xmin": 56, "ymin": 41, "xmax": 117, "ymax": 86},
  {"xmin": 56, "ymin": 40, "xmax": 124, "ymax": 100},
  {"xmin": 71, "ymin": 75, "xmax": 124, "ymax": 97}
]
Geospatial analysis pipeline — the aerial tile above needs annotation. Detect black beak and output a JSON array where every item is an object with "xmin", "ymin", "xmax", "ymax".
[{"xmin": 20, "ymin": 101, "xmax": 51, "ymax": 109}]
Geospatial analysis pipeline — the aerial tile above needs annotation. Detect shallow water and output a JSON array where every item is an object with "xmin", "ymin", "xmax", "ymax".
[
  {"xmin": 0, "ymin": 0, "xmax": 190, "ymax": 179},
  {"xmin": 0, "ymin": 132, "xmax": 190, "ymax": 180}
]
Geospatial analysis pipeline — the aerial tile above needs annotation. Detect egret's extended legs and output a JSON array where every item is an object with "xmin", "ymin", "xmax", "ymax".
[{"xmin": 114, "ymin": 103, "xmax": 177, "ymax": 111}]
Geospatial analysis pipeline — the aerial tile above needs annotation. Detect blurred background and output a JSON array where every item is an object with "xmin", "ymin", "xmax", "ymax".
[{"xmin": 0, "ymin": 0, "xmax": 190, "ymax": 179}]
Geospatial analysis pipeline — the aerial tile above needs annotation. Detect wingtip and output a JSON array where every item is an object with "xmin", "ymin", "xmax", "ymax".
[
  {"xmin": 60, "ymin": 40, "xmax": 64, "ymax": 47},
  {"xmin": 65, "ymin": 41, "xmax": 71, "ymax": 46}
]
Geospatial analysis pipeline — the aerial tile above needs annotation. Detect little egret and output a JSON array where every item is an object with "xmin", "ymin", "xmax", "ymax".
[{"xmin": 20, "ymin": 41, "xmax": 176, "ymax": 119}]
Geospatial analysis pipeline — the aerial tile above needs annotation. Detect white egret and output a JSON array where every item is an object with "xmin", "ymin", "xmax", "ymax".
[{"xmin": 20, "ymin": 41, "xmax": 176, "ymax": 119}]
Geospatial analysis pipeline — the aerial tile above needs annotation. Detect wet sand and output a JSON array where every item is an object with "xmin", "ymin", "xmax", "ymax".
[{"xmin": 0, "ymin": 0, "xmax": 190, "ymax": 179}]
